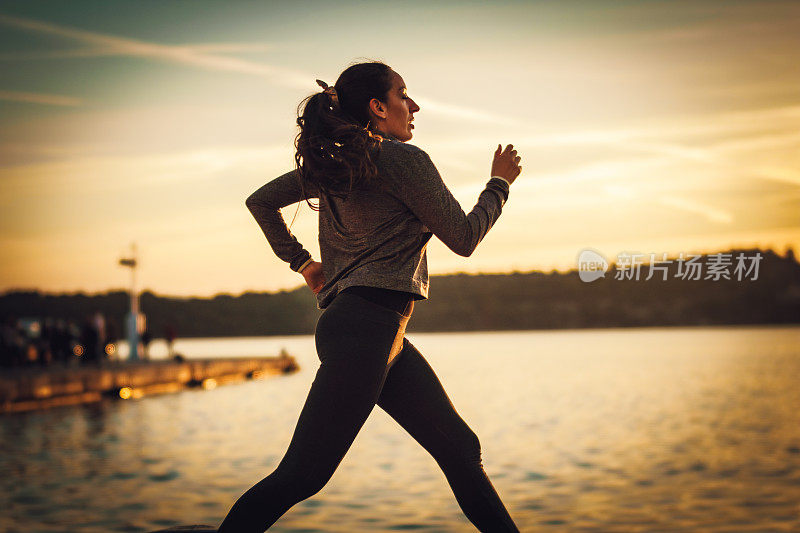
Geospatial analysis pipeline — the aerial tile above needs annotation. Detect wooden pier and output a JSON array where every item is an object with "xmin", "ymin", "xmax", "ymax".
[{"xmin": 0, "ymin": 355, "xmax": 299, "ymax": 414}]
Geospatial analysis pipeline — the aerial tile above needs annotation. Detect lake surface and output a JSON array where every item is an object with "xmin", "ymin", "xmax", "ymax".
[{"xmin": 2, "ymin": 326, "xmax": 800, "ymax": 532}]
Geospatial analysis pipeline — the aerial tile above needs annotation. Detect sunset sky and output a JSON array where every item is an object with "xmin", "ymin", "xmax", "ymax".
[{"xmin": 1, "ymin": 0, "xmax": 798, "ymax": 297}]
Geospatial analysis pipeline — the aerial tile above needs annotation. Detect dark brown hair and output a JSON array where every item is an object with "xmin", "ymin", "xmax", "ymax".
[{"xmin": 294, "ymin": 61, "xmax": 394, "ymax": 210}]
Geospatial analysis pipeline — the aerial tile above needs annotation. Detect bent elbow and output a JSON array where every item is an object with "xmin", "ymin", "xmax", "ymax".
[
  {"xmin": 452, "ymin": 242, "xmax": 477, "ymax": 258},
  {"xmin": 245, "ymin": 194, "xmax": 260, "ymax": 212}
]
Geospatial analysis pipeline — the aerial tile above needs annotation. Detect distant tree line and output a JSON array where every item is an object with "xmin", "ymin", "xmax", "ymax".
[{"xmin": 1, "ymin": 247, "xmax": 798, "ymax": 340}]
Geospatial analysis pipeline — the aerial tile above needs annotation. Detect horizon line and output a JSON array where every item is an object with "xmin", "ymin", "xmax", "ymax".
[{"xmin": 1, "ymin": 244, "xmax": 794, "ymax": 300}]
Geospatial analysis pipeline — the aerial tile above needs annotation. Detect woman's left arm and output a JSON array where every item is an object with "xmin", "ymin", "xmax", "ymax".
[{"xmin": 245, "ymin": 169, "xmax": 319, "ymax": 273}]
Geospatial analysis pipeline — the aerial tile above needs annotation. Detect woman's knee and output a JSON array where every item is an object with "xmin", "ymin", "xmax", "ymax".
[
  {"xmin": 460, "ymin": 428, "xmax": 482, "ymax": 465},
  {"xmin": 434, "ymin": 425, "xmax": 482, "ymax": 467},
  {"xmin": 273, "ymin": 460, "xmax": 334, "ymax": 502}
]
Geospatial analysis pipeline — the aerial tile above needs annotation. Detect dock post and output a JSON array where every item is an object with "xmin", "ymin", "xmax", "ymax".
[{"xmin": 119, "ymin": 242, "xmax": 140, "ymax": 361}]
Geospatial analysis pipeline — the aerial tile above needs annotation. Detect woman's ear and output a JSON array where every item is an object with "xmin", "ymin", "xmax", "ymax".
[{"xmin": 368, "ymin": 98, "xmax": 387, "ymax": 120}]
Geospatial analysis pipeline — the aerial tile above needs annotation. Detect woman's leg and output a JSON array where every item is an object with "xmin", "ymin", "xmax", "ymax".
[
  {"xmin": 218, "ymin": 295, "xmax": 405, "ymax": 532},
  {"xmin": 377, "ymin": 338, "xmax": 520, "ymax": 532}
]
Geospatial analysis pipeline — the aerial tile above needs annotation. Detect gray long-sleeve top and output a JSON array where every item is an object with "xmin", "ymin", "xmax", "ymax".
[{"xmin": 245, "ymin": 133, "xmax": 511, "ymax": 309}]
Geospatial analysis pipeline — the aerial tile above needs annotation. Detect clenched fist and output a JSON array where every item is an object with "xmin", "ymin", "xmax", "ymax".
[{"xmin": 491, "ymin": 144, "xmax": 522, "ymax": 185}]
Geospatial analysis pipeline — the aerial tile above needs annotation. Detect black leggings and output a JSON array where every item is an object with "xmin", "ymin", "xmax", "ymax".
[{"xmin": 218, "ymin": 289, "xmax": 519, "ymax": 532}]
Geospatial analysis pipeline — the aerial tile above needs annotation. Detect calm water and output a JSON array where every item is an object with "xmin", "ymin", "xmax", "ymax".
[{"xmin": 2, "ymin": 326, "xmax": 800, "ymax": 532}]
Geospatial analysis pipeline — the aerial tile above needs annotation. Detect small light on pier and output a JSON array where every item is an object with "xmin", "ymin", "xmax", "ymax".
[
  {"xmin": 119, "ymin": 387, "xmax": 143, "ymax": 400},
  {"xmin": 202, "ymin": 378, "xmax": 217, "ymax": 390},
  {"xmin": 105, "ymin": 343, "xmax": 116, "ymax": 356}
]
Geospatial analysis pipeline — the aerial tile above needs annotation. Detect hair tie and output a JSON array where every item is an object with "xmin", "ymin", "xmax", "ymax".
[{"xmin": 316, "ymin": 79, "xmax": 339, "ymax": 108}]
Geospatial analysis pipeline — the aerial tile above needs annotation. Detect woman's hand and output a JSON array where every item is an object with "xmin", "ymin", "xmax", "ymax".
[
  {"xmin": 301, "ymin": 261, "xmax": 326, "ymax": 295},
  {"xmin": 491, "ymin": 144, "xmax": 522, "ymax": 185}
]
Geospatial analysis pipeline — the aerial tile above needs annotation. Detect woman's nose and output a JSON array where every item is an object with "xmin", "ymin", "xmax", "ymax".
[{"xmin": 409, "ymin": 99, "xmax": 420, "ymax": 113}]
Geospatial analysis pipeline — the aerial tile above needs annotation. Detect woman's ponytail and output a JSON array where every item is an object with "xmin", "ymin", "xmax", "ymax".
[{"xmin": 294, "ymin": 61, "xmax": 393, "ymax": 211}]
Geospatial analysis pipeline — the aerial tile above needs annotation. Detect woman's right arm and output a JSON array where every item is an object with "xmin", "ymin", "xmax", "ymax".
[
  {"xmin": 391, "ymin": 146, "xmax": 518, "ymax": 257},
  {"xmin": 245, "ymin": 169, "xmax": 319, "ymax": 272}
]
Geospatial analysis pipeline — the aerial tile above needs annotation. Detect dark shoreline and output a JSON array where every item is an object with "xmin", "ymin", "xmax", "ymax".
[{"xmin": 3, "ymin": 247, "xmax": 797, "ymax": 338}]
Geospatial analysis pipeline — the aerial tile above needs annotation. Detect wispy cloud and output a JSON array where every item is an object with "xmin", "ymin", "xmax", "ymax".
[
  {"xmin": 0, "ymin": 144, "xmax": 288, "ymax": 200},
  {"xmin": 431, "ymin": 104, "xmax": 800, "ymax": 150},
  {"xmin": 0, "ymin": 90, "xmax": 83, "ymax": 107},
  {"xmin": 0, "ymin": 13, "xmax": 515, "ymax": 126},
  {"xmin": 177, "ymin": 42, "xmax": 275, "ymax": 54},
  {"xmin": 642, "ymin": 17, "xmax": 800, "ymax": 44},
  {"xmin": 656, "ymin": 195, "xmax": 734, "ymax": 225},
  {"xmin": 0, "ymin": 42, "xmax": 275, "ymax": 61},
  {"xmin": 414, "ymin": 97, "xmax": 520, "ymax": 126},
  {"xmin": 601, "ymin": 183, "xmax": 734, "ymax": 224},
  {"xmin": 0, "ymin": 13, "xmax": 312, "ymax": 90},
  {"xmin": 428, "ymin": 104, "xmax": 800, "ymax": 190}
]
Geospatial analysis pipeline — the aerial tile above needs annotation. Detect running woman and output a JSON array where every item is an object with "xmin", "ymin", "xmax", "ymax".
[{"xmin": 219, "ymin": 61, "xmax": 522, "ymax": 532}]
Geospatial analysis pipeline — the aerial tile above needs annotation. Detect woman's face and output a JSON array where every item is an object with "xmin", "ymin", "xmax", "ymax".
[{"xmin": 370, "ymin": 71, "xmax": 420, "ymax": 142}]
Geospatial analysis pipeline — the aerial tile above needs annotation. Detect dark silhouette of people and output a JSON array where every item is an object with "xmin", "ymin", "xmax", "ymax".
[
  {"xmin": 164, "ymin": 322, "xmax": 177, "ymax": 358},
  {"xmin": 0, "ymin": 315, "xmax": 24, "ymax": 367},
  {"xmin": 76, "ymin": 312, "xmax": 109, "ymax": 365}
]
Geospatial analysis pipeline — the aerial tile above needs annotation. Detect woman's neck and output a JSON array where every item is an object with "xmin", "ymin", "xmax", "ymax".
[{"xmin": 369, "ymin": 126, "xmax": 399, "ymax": 142}]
